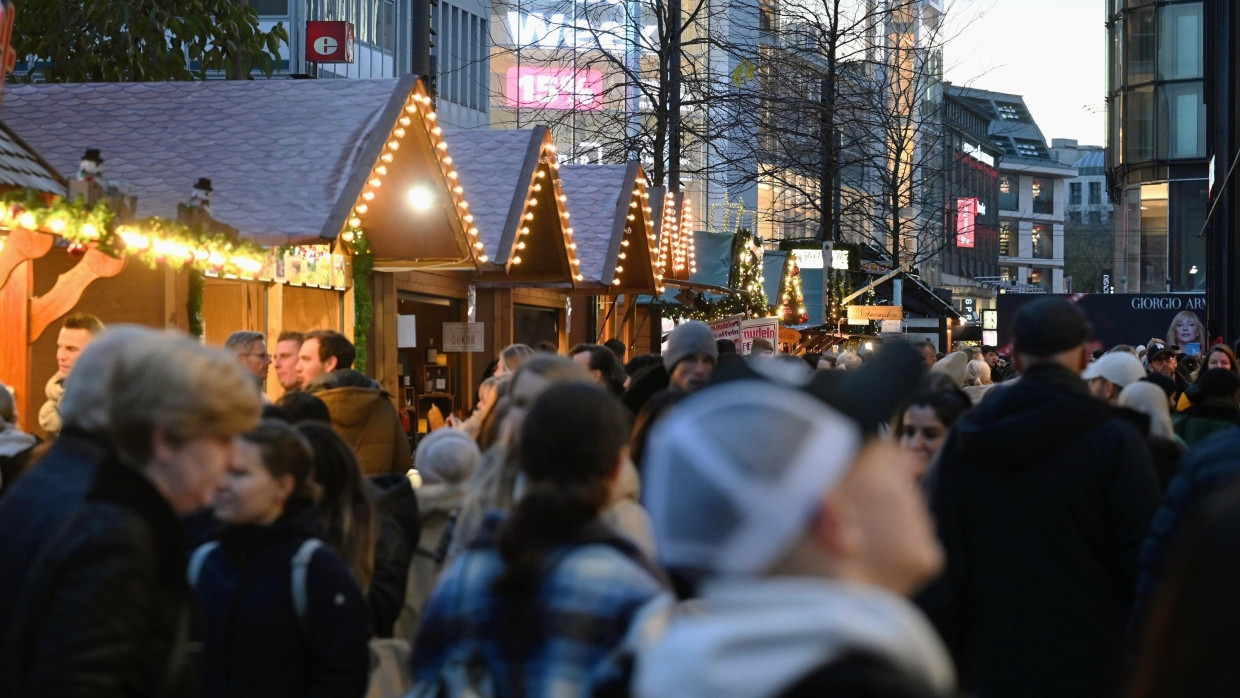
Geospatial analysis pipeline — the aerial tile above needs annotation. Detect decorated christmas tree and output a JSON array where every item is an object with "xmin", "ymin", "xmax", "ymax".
[
  {"xmin": 779, "ymin": 255, "xmax": 809, "ymax": 325},
  {"xmin": 728, "ymin": 228, "xmax": 768, "ymax": 317}
]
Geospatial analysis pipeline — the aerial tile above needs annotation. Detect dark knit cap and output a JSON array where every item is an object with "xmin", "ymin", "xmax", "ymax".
[
  {"xmin": 1197, "ymin": 368, "xmax": 1240, "ymax": 400},
  {"xmin": 1012, "ymin": 298, "xmax": 1093, "ymax": 357}
]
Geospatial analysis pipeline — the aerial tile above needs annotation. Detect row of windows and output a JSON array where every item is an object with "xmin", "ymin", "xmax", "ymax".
[
  {"xmin": 998, "ymin": 221, "xmax": 1054, "ymax": 259},
  {"xmin": 1068, "ymin": 181, "xmax": 1104, "ymax": 206},
  {"xmin": 434, "ymin": 5, "xmax": 488, "ymax": 110},
  {"xmin": 1111, "ymin": 2, "xmax": 1201, "ymax": 88},
  {"xmin": 265, "ymin": 0, "xmax": 398, "ymax": 48},
  {"xmin": 1116, "ymin": 81, "xmax": 1205, "ymax": 162},
  {"xmin": 998, "ymin": 175, "xmax": 1055, "ymax": 213}
]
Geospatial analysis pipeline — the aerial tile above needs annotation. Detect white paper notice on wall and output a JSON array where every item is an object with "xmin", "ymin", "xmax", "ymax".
[{"xmin": 397, "ymin": 315, "xmax": 417, "ymax": 348}]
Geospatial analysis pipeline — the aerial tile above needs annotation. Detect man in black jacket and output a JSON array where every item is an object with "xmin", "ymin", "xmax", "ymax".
[{"xmin": 923, "ymin": 297, "xmax": 1162, "ymax": 698}]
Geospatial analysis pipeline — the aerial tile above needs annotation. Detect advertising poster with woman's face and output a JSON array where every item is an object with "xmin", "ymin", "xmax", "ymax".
[{"xmin": 995, "ymin": 294, "xmax": 1208, "ymax": 352}]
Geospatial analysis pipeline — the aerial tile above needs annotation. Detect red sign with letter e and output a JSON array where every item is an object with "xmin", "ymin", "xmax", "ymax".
[{"xmin": 306, "ymin": 21, "xmax": 355, "ymax": 63}]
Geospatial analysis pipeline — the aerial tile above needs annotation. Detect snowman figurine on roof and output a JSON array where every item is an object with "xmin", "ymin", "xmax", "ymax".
[
  {"xmin": 188, "ymin": 177, "xmax": 213, "ymax": 210},
  {"xmin": 77, "ymin": 148, "xmax": 103, "ymax": 182}
]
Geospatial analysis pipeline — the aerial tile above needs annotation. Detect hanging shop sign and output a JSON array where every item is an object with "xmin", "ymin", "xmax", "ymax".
[
  {"xmin": 848, "ymin": 305, "xmax": 902, "ymax": 323},
  {"xmin": 442, "ymin": 322, "xmax": 485, "ymax": 352},
  {"xmin": 956, "ymin": 197, "xmax": 977, "ymax": 249},
  {"xmin": 306, "ymin": 21, "xmax": 355, "ymax": 63},
  {"xmin": 709, "ymin": 313, "xmax": 744, "ymax": 349},
  {"xmin": 740, "ymin": 316, "xmax": 779, "ymax": 355}
]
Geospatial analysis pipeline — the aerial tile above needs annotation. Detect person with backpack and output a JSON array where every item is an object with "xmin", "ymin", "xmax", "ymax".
[
  {"xmin": 190, "ymin": 420, "xmax": 370, "ymax": 697},
  {"xmin": 410, "ymin": 382, "xmax": 669, "ymax": 696}
]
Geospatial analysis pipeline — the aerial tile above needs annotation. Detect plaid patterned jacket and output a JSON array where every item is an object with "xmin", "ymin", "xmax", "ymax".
[{"xmin": 410, "ymin": 515, "xmax": 667, "ymax": 697}]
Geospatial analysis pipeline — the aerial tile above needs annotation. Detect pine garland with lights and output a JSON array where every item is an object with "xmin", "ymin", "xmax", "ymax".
[
  {"xmin": 0, "ymin": 188, "xmax": 267, "ymax": 275},
  {"xmin": 779, "ymin": 256, "xmax": 809, "ymax": 325},
  {"xmin": 187, "ymin": 270, "xmax": 205, "ymax": 338},
  {"xmin": 655, "ymin": 229, "xmax": 771, "ymax": 322},
  {"xmin": 343, "ymin": 220, "xmax": 374, "ymax": 373},
  {"xmin": 825, "ymin": 268, "xmax": 851, "ymax": 329}
]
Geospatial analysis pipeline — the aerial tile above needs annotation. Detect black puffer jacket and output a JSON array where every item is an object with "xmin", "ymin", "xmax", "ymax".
[
  {"xmin": 0, "ymin": 457, "xmax": 197, "ymax": 697},
  {"xmin": 191, "ymin": 501, "xmax": 370, "ymax": 697},
  {"xmin": 368, "ymin": 475, "xmax": 421, "ymax": 638},
  {"xmin": 922, "ymin": 362, "xmax": 1161, "ymax": 698}
]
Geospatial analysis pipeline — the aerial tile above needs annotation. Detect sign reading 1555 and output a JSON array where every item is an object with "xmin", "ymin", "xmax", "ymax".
[{"xmin": 506, "ymin": 67, "xmax": 604, "ymax": 110}]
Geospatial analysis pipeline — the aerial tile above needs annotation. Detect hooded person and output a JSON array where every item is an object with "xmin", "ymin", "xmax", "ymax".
[
  {"xmin": 921, "ymin": 297, "xmax": 1160, "ymax": 698},
  {"xmin": 635, "ymin": 342, "xmax": 956, "ymax": 698}
]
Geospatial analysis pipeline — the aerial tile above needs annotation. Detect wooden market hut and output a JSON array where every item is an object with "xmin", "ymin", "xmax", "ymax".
[
  {"xmin": 557, "ymin": 162, "xmax": 661, "ymax": 353},
  {"xmin": 368, "ymin": 126, "xmax": 583, "ymax": 424},
  {"xmin": 0, "ymin": 77, "xmax": 480, "ymax": 432}
]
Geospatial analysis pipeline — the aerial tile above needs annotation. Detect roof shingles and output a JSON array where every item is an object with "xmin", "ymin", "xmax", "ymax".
[
  {"xmin": 442, "ymin": 129, "xmax": 538, "ymax": 262},
  {"xmin": 559, "ymin": 164, "xmax": 629, "ymax": 284},
  {"xmin": 1, "ymin": 80, "xmax": 407, "ymax": 245}
]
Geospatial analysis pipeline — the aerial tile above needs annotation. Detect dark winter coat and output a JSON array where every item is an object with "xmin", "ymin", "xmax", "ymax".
[
  {"xmin": 1134, "ymin": 427, "xmax": 1240, "ymax": 639},
  {"xmin": 1171, "ymin": 400, "xmax": 1240, "ymax": 447},
  {"xmin": 0, "ymin": 457, "xmax": 197, "ymax": 697},
  {"xmin": 307, "ymin": 370, "xmax": 412, "ymax": 476},
  {"xmin": 0, "ymin": 427, "xmax": 115, "ymax": 629},
  {"xmin": 368, "ymin": 474, "xmax": 421, "ymax": 638},
  {"xmin": 191, "ymin": 501, "xmax": 371, "ymax": 698},
  {"xmin": 922, "ymin": 362, "xmax": 1161, "ymax": 698}
]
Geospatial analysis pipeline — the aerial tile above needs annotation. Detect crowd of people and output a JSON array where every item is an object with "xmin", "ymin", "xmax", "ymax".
[{"xmin": 2, "ymin": 298, "xmax": 1240, "ymax": 697}]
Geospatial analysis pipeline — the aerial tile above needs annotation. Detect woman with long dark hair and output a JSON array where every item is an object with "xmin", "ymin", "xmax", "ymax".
[
  {"xmin": 411, "ymin": 383, "xmax": 667, "ymax": 695},
  {"xmin": 190, "ymin": 420, "xmax": 370, "ymax": 697}
]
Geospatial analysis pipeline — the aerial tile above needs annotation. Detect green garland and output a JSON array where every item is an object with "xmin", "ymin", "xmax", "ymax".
[
  {"xmin": 187, "ymin": 269, "xmax": 205, "ymax": 338},
  {"xmin": 0, "ymin": 188, "xmax": 267, "ymax": 276},
  {"xmin": 343, "ymin": 223, "xmax": 374, "ymax": 373}
]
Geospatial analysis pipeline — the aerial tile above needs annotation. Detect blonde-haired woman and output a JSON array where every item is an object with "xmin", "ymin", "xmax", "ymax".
[
  {"xmin": 1167, "ymin": 310, "xmax": 1207, "ymax": 351},
  {"xmin": 963, "ymin": 359, "xmax": 994, "ymax": 405},
  {"xmin": 493, "ymin": 343, "xmax": 536, "ymax": 377}
]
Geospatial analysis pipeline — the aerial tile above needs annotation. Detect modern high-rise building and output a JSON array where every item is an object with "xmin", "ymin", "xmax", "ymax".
[
  {"xmin": 1105, "ymin": 0, "xmax": 1207, "ymax": 294},
  {"xmin": 1204, "ymin": 1, "xmax": 1240, "ymax": 339}
]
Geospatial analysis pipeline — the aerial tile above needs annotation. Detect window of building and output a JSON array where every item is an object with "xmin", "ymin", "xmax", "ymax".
[
  {"xmin": 999, "ymin": 174, "xmax": 1019, "ymax": 211},
  {"xmin": 1125, "ymin": 85, "xmax": 1155, "ymax": 162},
  {"xmin": 1158, "ymin": 82, "xmax": 1205, "ymax": 159},
  {"xmin": 1125, "ymin": 8, "xmax": 1156, "ymax": 84},
  {"xmin": 759, "ymin": 0, "xmax": 778, "ymax": 32},
  {"xmin": 1069, "ymin": 182, "xmax": 1082, "ymax": 205},
  {"xmin": 1158, "ymin": 3, "xmax": 1202, "ymax": 80},
  {"xmin": 1032, "ymin": 178, "xmax": 1054, "ymax": 215},
  {"xmin": 1001, "ymin": 265, "xmax": 1017, "ymax": 282},
  {"xmin": 1069, "ymin": 211, "xmax": 1082, "ymax": 224},
  {"xmin": 1089, "ymin": 181, "xmax": 1102, "ymax": 205},
  {"xmin": 1139, "ymin": 182, "xmax": 1169, "ymax": 290},
  {"xmin": 1111, "ymin": 16, "xmax": 1124, "ymax": 89},
  {"xmin": 1030, "ymin": 268, "xmax": 1052, "ymax": 292},
  {"xmin": 253, "ymin": 0, "xmax": 289, "ymax": 14},
  {"xmin": 999, "ymin": 220, "xmax": 1016, "ymax": 256},
  {"xmin": 1032, "ymin": 225, "xmax": 1053, "ymax": 259}
]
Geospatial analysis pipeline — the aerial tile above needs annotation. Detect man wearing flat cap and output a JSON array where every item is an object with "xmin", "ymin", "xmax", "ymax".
[{"xmin": 921, "ymin": 297, "xmax": 1161, "ymax": 698}]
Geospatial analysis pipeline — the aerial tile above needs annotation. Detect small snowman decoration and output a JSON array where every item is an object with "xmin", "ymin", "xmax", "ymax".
[
  {"xmin": 188, "ymin": 177, "xmax": 213, "ymax": 209},
  {"xmin": 77, "ymin": 148, "xmax": 103, "ymax": 181}
]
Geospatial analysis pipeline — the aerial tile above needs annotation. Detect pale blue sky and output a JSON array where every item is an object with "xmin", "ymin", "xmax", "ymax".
[{"xmin": 942, "ymin": 0, "xmax": 1107, "ymax": 146}]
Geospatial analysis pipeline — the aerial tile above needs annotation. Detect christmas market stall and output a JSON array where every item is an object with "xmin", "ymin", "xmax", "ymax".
[
  {"xmin": 367, "ymin": 125, "xmax": 582, "ymax": 430},
  {"xmin": 0, "ymin": 77, "xmax": 474, "ymax": 431},
  {"xmin": 556, "ymin": 162, "xmax": 661, "ymax": 352}
]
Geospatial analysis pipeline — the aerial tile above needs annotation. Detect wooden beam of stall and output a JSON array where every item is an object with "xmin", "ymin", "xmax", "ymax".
[
  {"xmin": 0, "ymin": 227, "xmax": 54, "ymax": 290},
  {"xmin": 29, "ymin": 248, "xmax": 125, "ymax": 341},
  {"xmin": 0, "ymin": 261, "xmax": 32, "ymax": 431}
]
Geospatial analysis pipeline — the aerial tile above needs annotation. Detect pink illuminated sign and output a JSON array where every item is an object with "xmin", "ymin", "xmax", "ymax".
[
  {"xmin": 505, "ymin": 67, "xmax": 604, "ymax": 110},
  {"xmin": 956, "ymin": 197, "xmax": 977, "ymax": 249}
]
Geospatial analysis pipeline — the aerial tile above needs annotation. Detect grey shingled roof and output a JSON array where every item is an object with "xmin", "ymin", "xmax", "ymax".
[
  {"xmin": 442, "ymin": 128, "xmax": 540, "ymax": 263},
  {"xmin": 1, "ymin": 79, "xmax": 412, "ymax": 246},
  {"xmin": 0, "ymin": 121, "xmax": 64, "ymax": 195},
  {"xmin": 559, "ymin": 163, "xmax": 630, "ymax": 284}
]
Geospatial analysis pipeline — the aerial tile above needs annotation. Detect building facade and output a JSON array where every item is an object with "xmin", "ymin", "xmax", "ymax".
[
  {"xmin": 948, "ymin": 86, "xmax": 1074, "ymax": 294},
  {"xmin": 1106, "ymin": 0, "xmax": 1207, "ymax": 293},
  {"xmin": 256, "ymin": 0, "xmax": 490, "ymax": 128},
  {"xmin": 1052, "ymin": 139, "xmax": 1117, "ymax": 293}
]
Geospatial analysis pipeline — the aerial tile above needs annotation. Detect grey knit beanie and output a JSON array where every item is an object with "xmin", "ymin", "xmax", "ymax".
[{"xmin": 663, "ymin": 321, "xmax": 719, "ymax": 372}]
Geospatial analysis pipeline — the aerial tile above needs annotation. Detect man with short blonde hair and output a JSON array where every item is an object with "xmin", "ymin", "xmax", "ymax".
[{"xmin": 39, "ymin": 313, "xmax": 104, "ymax": 437}]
